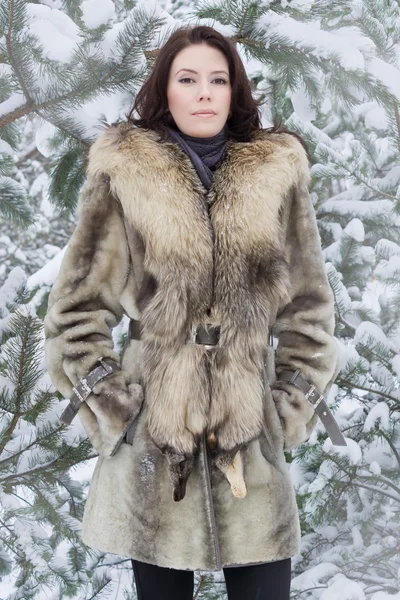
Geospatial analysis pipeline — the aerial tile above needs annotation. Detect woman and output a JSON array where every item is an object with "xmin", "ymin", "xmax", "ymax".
[{"xmin": 44, "ymin": 25, "xmax": 343, "ymax": 600}]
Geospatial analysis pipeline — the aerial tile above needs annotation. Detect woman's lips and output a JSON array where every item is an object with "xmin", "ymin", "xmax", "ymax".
[{"xmin": 193, "ymin": 113, "xmax": 215, "ymax": 118}]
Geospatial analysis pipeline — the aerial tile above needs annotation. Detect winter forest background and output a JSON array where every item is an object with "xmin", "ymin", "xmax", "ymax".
[{"xmin": 1, "ymin": 0, "xmax": 400, "ymax": 598}]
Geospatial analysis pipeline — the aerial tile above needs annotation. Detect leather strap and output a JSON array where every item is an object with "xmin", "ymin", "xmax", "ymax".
[
  {"xmin": 60, "ymin": 358, "xmax": 121, "ymax": 425},
  {"xmin": 277, "ymin": 369, "xmax": 346, "ymax": 446}
]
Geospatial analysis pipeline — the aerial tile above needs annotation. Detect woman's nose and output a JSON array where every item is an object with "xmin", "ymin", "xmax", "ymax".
[{"xmin": 197, "ymin": 83, "xmax": 212, "ymax": 100}]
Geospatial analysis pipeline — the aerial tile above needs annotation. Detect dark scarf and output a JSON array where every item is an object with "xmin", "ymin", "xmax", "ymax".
[{"xmin": 167, "ymin": 124, "xmax": 229, "ymax": 191}]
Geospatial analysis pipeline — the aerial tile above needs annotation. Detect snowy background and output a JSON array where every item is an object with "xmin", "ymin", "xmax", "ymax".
[{"xmin": 1, "ymin": 0, "xmax": 400, "ymax": 598}]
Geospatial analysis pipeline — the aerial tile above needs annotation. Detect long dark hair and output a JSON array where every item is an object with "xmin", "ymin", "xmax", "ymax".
[{"xmin": 127, "ymin": 25, "xmax": 309, "ymax": 155}]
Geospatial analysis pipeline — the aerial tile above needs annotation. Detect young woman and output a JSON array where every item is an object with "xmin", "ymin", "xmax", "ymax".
[{"xmin": 44, "ymin": 25, "xmax": 344, "ymax": 600}]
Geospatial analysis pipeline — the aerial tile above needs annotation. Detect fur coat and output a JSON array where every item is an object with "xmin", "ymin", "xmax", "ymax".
[{"xmin": 43, "ymin": 122, "xmax": 340, "ymax": 571}]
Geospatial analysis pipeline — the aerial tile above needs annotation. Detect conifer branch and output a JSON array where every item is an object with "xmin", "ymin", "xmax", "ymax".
[
  {"xmin": 338, "ymin": 378, "xmax": 399, "ymax": 404},
  {"xmin": 394, "ymin": 102, "xmax": 400, "ymax": 155}
]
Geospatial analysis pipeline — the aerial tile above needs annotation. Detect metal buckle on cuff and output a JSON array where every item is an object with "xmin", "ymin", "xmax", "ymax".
[
  {"xmin": 98, "ymin": 356, "xmax": 113, "ymax": 373},
  {"xmin": 305, "ymin": 385, "xmax": 316, "ymax": 401}
]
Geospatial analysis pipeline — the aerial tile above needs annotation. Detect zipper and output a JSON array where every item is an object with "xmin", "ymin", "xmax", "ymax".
[
  {"xmin": 205, "ymin": 191, "xmax": 215, "ymax": 317},
  {"xmin": 202, "ymin": 187, "xmax": 221, "ymax": 568},
  {"xmin": 202, "ymin": 351, "xmax": 222, "ymax": 570},
  {"xmin": 202, "ymin": 432, "xmax": 222, "ymax": 570}
]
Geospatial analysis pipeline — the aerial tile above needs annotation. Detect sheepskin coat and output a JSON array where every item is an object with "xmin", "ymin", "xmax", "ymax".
[{"xmin": 44, "ymin": 122, "xmax": 340, "ymax": 571}]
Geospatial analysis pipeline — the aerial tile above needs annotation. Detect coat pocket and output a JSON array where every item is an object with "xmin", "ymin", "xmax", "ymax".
[
  {"xmin": 120, "ymin": 337, "xmax": 145, "ymax": 387},
  {"xmin": 260, "ymin": 347, "xmax": 285, "ymax": 460},
  {"xmin": 263, "ymin": 344, "xmax": 277, "ymax": 388},
  {"xmin": 122, "ymin": 387, "xmax": 145, "ymax": 445},
  {"xmin": 120, "ymin": 337, "xmax": 146, "ymax": 446}
]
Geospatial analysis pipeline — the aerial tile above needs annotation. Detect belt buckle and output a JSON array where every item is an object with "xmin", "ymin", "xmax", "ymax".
[{"xmin": 188, "ymin": 323, "xmax": 220, "ymax": 350}]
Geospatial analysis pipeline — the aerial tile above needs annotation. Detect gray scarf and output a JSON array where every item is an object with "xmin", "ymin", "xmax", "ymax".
[{"xmin": 167, "ymin": 124, "xmax": 229, "ymax": 191}]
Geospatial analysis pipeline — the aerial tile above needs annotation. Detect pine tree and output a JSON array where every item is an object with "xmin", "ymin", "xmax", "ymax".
[
  {"xmin": 194, "ymin": 571, "xmax": 227, "ymax": 599},
  {"xmin": 280, "ymin": 1, "xmax": 400, "ymax": 597},
  {"xmin": 0, "ymin": 267, "xmax": 140, "ymax": 598}
]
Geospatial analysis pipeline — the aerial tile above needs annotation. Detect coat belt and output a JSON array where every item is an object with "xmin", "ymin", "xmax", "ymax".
[{"xmin": 129, "ymin": 318, "xmax": 221, "ymax": 348}]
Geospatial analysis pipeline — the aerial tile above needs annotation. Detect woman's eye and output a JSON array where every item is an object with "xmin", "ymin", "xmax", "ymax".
[{"xmin": 178, "ymin": 78, "xmax": 227, "ymax": 84}]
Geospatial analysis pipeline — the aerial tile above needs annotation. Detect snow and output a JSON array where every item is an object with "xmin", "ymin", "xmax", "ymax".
[
  {"xmin": 364, "ymin": 104, "xmax": 389, "ymax": 131},
  {"xmin": 335, "ymin": 337, "xmax": 362, "ymax": 371},
  {"xmin": 308, "ymin": 460, "xmax": 336, "ymax": 493},
  {"xmin": 320, "ymin": 574, "xmax": 366, "ymax": 599},
  {"xmin": 375, "ymin": 238, "xmax": 400, "ymax": 259},
  {"xmin": 100, "ymin": 19, "xmax": 126, "ymax": 58},
  {"xmin": 0, "ymin": 92, "xmax": 26, "ymax": 118},
  {"xmin": 369, "ymin": 461, "xmax": 381, "ymax": 475},
  {"xmin": 24, "ymin": 3, "xmax": 82, "ymax": 63},
  {"xmin": 292, "ymin": 562, "xmax": 340, "ymax": 592},
  {"xmin": 364, "ymin": 402, "xmax": 390, "ymax": 433},
  {"xmin": 324, "ymin": 437, "xmax": 361, "ymax": 464},
  {"xmin": 344, "ymin": 218, "xmax": 364, "ymax": 242},
  {"xmin": 352, "ymin": 525, "xmax": 364, "ymax": 548},
  {"xmin": 27, "ymin": 18, "xmax": 79, "ymax": 62},
  {"xmin": 0, "ymin": 267, "xmax": 27, "ymax": 337},
  {"xmin": 81, "ymin": 0, "xmax": 116, "ymax": 29},
  {"xmin": 30, "ymin": 173, "xmax": 54, "ymax": 219},
  {"xmin": 370, "ymin": 362, "xmax": 394, "ymax": 388},
  {"xmin": 0, "ymin": 267, "xmax": 26, "ymax": 310},
  {"xmin": 320, "ymin": 198, "xmax": 394, "ymax": 219},
  {"xmin": 368, "ymin": 57, "xmax": 400, "ymax": 101},
  {"xmin": 72, "ymin": 90, "xmax": 135, "ymax": 140},
  {"xmin": 290, "ymin": 83, "xmax": 316, "ymax": 121},
  {"xmin": 260, "ymin": 11, "xmax": 365, "ymax": 70},
  {"xmin": 354, "ymin": 321, "xmax": 396, "ymax": 352},
  {"xmin": 392, "ymin": 355, "xmax": 400, "ymax": 378},
  {"xmin": 35, "ymin": 121, "xmax": 59, "ymax": 158},
  {"xmin": 0, "ymin": 138, "xmax": 15, "ymax": 156},
  {"xmin": 27, "ymin": 245, "xmax": 66, "ymax": 290},
  {"xmin": 374, "ymin": 255, "xmax": 400, "ymax": 280}
]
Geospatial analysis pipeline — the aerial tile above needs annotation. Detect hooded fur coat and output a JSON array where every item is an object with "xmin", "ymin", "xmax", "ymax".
[{"xmin": 44, "ymin": 122, "xmax": 340, "ymax": 571}]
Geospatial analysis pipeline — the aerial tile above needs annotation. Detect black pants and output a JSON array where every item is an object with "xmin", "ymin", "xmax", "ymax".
[{"xmin": 131, "ymin": 557, "xmax": 291, "ymax": 600}]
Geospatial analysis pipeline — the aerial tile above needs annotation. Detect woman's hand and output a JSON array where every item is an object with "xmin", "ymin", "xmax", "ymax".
[
  {"xmin": 271, "ymin": 387, "xmax": 317, "ymax": 452},
  {"xmin": 81, "ymin": 371, "xmax": 144, "ymax": 457}
]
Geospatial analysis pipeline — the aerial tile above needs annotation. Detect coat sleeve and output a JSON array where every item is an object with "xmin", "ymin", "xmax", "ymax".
[
  {"xmin": 44, "ymin": 171, "xmax": 143, "ymax": 458},
  {"xmin": 271, "ymin": 159, "xmax": 340, "ymax": 451}
]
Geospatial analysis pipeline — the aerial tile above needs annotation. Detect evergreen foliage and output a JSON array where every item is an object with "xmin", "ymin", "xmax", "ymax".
[{"xmin": 1, "ymin": 0, "xmax": 400, "ymax": 597}]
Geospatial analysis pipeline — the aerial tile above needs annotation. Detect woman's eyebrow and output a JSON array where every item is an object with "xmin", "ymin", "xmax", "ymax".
[{"xmin": 175, "ymin": 68, "xmax": 229, "ymax": 76}]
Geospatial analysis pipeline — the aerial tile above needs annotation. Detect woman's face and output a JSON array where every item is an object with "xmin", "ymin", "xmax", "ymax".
[{"xmin": 166, "ymin": 43, "xmax": 232, "ymax": 137}]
